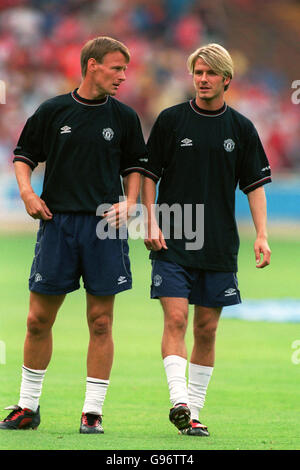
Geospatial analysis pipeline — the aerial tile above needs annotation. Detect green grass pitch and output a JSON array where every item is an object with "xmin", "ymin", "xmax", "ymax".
[{"xmin": 0, "ymin": 232, "xmax": 299, "ymax": 450}]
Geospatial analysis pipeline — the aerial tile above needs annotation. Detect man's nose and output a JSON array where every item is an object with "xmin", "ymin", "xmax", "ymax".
[{"xmin": 119, "ymin": 70, "xmax": 126, "ymax": 81}]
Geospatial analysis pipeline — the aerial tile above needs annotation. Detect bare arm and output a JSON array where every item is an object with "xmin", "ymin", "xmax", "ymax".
[
  {"xmin": 14, "ymin": 161, "xmax": 52, "ymax": 220},
  {"xmin": 123, "ymin": 171, "xmax": 141, "ymax": 204},
  {"xmin": 247, "ymin": 186, "xmax": 271, "ymax": 268},
  {"xmin": 103, "ymin": 172, "xmax": 141, "ymax": 228},
  {"xmin": 141, "ymin": 176, "xmax": 167, "ymax": 251}
]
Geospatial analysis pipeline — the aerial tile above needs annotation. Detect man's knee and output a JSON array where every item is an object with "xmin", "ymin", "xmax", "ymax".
[
  {"xmin": 88, "ymin": 306, "xmax": 113, "ymax": 336},
  {"xmin": 194, "ymin": 317, "xmax": 218, "ymax": 343},
  {"xmin": 91, "ymin": 315, "xmax": 112, "ymax": 336},
  {"xmin": 27, "ymin": 311, "xmax": 52, "ymax": 337},
  {"xmin": 164, "ymin": 309, "xmax": 188, "ymax": 334},
  {"xmin": 27, "ymin": 293, "xmax": 64, "ymax": 337}
]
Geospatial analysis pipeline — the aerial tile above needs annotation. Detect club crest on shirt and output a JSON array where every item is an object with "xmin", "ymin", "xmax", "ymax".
[
  {"xmin": 224, "ymin": 138, "xmax": 235, "ymax": 152},
  {"xmin": 102, "ymin": 128, "xmax": 114, "ymax": 141}
]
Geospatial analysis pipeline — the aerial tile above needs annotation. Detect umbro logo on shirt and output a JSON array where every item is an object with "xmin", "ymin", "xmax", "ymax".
[
  {"xmin": 180, "ymin": 138, "xmax": 193, "ymax": 147},
  {"xmin": 60, "ymin": 125, "xmax": 71, "ymax": 134}
]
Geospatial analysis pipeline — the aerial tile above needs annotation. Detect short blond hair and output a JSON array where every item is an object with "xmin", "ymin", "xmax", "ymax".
[
  {"xmin": 187, "ymin": 43, "xmax": 234, "ymax": 90},
  {"xmin": 80, "ymin": 36, "xmax": 130, "ymax": 77}
]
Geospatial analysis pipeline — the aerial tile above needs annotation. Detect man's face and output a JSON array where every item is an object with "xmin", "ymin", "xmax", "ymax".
[
  {"xmin": 89, "ymin": 51, "xmax": 128, "ymax": 96},
  {"xmin": 193, "ymin": 57, "xmax": 230, "ymax": 103}
]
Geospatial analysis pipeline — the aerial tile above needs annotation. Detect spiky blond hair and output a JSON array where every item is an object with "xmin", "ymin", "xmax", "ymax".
[{"xmin": 187, "ymin": 43, "xmax": 234, "ymax": 90}]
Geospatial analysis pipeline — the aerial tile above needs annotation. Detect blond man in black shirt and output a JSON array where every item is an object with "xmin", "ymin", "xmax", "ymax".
[{"xmin": 142, "ymin": 43, "xmax": 271, "ymax": 436}]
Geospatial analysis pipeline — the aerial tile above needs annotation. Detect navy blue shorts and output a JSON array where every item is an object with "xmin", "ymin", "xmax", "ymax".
[
  {"xmin": 151, "ymin": 260, "xmax": 241, "ymax": 307},
  {"xmin": 29, "ymin": 214, "xmax": 132, "ymax": 296}
]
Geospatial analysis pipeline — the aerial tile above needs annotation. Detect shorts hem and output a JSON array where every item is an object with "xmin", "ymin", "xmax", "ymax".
[
  {"xmin": 29, "ymin": 285, "xmax": 80, "ymax": 296},
  {"xmin": 86, "ymin": 283, "xmax": 132, "ymax": 297},
  {"xmin": 151, "ymin": 292, "xmax": 189, "ymax": 300},
  {"xmin": 191, "ymin": 299, "xmax": 242, "ymax": 307},
  {"xmin": 151, "ymin": 293, "xmax": 242, "ymax": 307}
]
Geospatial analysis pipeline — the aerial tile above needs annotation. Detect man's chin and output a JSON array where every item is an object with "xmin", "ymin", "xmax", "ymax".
[
  {"xmin": 109, "ymin": 87, "xmax": 120, "ymax": 96},
  {"xmin": 198, "ymin": 95, "xmax": 212, "ymax": 101},
  {"xmin": 198, "ymin": 90, "xmax": 218, "ymax": 102}
]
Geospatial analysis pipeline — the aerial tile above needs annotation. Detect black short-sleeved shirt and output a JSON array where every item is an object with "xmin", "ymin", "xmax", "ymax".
[
  {"xmin": 145, "ymin": 99, "xmax": 272, "ymax": 272},
  {"xmin": 13, "ymin": 89, "xmax": 155, "ymax": 213}
]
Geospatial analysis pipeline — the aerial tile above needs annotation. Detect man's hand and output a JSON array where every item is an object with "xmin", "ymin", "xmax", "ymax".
[
  {"xmin": 254, "ymin": 237, "xmax": 271, "ymax": 268},
  {"xmin": 247, "ymin": 187, "xmax": 271, "ymax": 269},
  {"xmin": 144, "ymin": 218, "xmax": 168, "ymax": 251},
  {"xmin": 102, "ymin": 199, "xmax": 136, "ymax": 229},
  {"xmin": 22, "ymin": 190, "xmax": 53, "ymax": 220}
]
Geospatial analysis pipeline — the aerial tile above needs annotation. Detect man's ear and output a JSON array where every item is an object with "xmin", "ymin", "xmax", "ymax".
[
  {"xmin": 223, "ymin": 76, "xmax": 231, "ymax": 90},
  {"xmin": 87, "ymin": 58, "xmax": 99, "ymax": 73}
]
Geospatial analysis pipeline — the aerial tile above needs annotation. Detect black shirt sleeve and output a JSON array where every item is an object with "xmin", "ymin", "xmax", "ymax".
[
  {"xmin": 238, "ymin": 124, "xmax": 272, "ymax": 194},
  {"xmin": 119, "ymin": 109, "xmax": 156, "ymax": 181},
  {"xmin": 13, "ymin": 104, "xmax": 47, "ymax": 170},
  {"xmin": 144, "ymin": 112, "xmax": 169, "ymax": 183}
]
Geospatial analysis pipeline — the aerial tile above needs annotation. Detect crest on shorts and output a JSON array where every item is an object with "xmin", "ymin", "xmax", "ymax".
[
  {"xmin": 102, "ymin": 128, "xmax": 114, "ymax": 141},
  {"xmin": 224, "ymin": 138, "xmax": 235, "ymax": 152},
  {"xmin": 153, "ymin": 274, "xmax": 162, "ymax": 287}
]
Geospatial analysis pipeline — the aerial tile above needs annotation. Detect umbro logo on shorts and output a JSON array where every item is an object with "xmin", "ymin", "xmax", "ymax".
[
  {"xmin": 224, "ymin": 288, "xmax": 236, "ymax": 297},
  {"xmin": 117, "ymin": 276, "xmax": 127, "ymax": 285}
]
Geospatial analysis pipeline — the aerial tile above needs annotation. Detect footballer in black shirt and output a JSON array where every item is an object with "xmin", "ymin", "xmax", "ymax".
[
  {"xmin": 1, "ymin": 37, "xmax": 152, "ymax": 434},
  {"xmin": 141, "ymin": 43, "xmax": 272, "ymax": 436}
]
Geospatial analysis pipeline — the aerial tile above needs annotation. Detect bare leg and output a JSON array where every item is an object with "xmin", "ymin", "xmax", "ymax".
[
  {"xmin": 16, "ymin": 292, "xmax": 65, "ymax": 412},
  {"xmin": 160, "ymin": 297, "xmax": 189, "ymax": 359},
  {"xmin": 24, "ymin": 292, "xmax": 65, "ymax": 369},
  {"xmin": 191, "ymin": 306, "xmax": 222, "ymax": 366},
  {"xmin": 159, "ymin": 297, "xmax": 190, "ymax": 417},
  {"xmin": 86, "ymin": 293, "xmax": 115, "ymax": 379}
]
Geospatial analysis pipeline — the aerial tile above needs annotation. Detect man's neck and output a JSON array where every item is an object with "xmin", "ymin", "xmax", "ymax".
[
  {"xmin": 195, "ymin": 95, "xmax": 225, "ymax": 111},
  {"xmin": 77, "ymin": 81, "xmax": 106, "ymax": 101}
]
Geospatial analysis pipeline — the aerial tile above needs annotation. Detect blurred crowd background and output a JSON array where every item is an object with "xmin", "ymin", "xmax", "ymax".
[{"xmin": 0, "ymin": 0, "xmax": 300, "ymax": 221}]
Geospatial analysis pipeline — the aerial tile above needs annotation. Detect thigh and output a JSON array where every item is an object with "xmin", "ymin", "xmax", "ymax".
[
  {"xmin": 190, "ymin": 271, "xmax": 241, "ymax": 307},
  {"xmin": 151, "ymin": 260, "xmax": 194, "ymax": 300},
  {"xmin": 80, "ymin": 216, "xmax": 132, "ymax": 296},
  {"xmin": 29, "ymin": 215, "xmax": 81, "ymax": 295},
  {"xmin": 29, "ymin": 291, "xmax": 66, "ymax": 327},
  {"xmin": 193, "ymin": 305, "xmax": 222, "ymax": 329},
  {"xmin": 160, "ymin": 297, "xmax": 189, "ymax": 325}
]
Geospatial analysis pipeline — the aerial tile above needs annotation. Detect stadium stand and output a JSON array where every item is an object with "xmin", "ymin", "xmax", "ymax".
[{"xmin": 0, "ymin": 0, "xmax": 299, "ymax": 224}]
